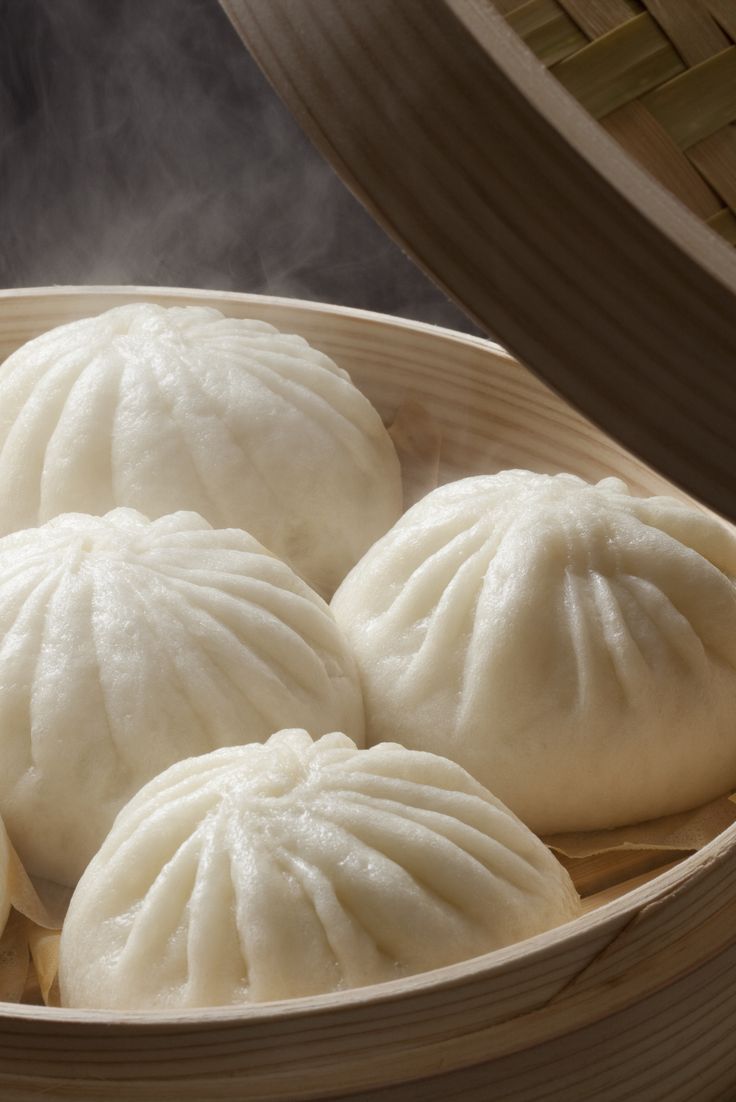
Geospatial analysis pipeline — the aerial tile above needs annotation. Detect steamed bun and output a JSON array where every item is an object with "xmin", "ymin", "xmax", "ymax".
[
  {"xmin": 0, "ymin": 303, "xmax": 402, "ymax": 595},
  {"xmin": 59, "ymin": 730, "xmax": 580, "ymax": 1010},
  {"xmin": 331, "ymin": 471, "xmax": 736, "ymax": 833},
  {"xmin": 0, "ymin": 509, "xmax": 363, "ymax": 885}
]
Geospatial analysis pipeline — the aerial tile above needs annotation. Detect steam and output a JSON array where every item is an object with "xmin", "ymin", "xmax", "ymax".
[{"xmin": 0, "ymin": 0, "xmax": 474, "ymax": 330}]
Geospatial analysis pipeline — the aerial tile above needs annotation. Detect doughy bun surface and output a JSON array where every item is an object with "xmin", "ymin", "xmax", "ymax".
[
  {"xmin": 0, "ymin": 303, "xmax": 402, "ymax": 595},
  {"xmin": 0, "ymin": 509, "xmax": 363, "ymax": 885},
  {"xmin": 332, "ymin": 471, "xmax": 736, "ymax": 833},
  {"xmin": 59, "ymin": 730, "xmax": 580, "ymax": 1010}
]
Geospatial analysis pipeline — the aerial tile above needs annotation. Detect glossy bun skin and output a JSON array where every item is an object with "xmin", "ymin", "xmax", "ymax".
[
  {"xmin": 0, "ymin": 303, "xmax": 402, "ymax": 595},
  {"xmin": 59, "ymin": 730, "xmax": 580, "ymax": 1009},
  {"xmin": 0, "ymin": 510, "xmax": 363, "ymax": 885},
  {"xmin": 332, "ymin": 471, "xmax": 736, "ymax": 833}
]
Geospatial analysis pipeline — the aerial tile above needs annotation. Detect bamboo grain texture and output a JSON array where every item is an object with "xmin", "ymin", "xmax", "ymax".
[
  {"xmin": 496, "ymin": 0, "xmax": 736, "ymax": 234},
  {"xmin": 0, "ymin": 287, "xmax": 733, "ymax": 1100},
  {"xmin": 220, "ymin": 0, "xmax": 736, "ymax": 525}
]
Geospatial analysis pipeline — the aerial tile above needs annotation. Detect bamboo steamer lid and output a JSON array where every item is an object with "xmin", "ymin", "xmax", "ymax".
[
  {"xmin": 492, "ymin": 0, "xmax": 736, "ymax": 246},
  {"xmin": 220, "ymin": 0, "xmax": 736, "ymax": 521}
]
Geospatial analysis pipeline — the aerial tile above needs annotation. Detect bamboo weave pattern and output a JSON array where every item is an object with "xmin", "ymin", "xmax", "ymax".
[{"xmin": 491, "ymin": 0, "xmax": 736, "ymax": 244}]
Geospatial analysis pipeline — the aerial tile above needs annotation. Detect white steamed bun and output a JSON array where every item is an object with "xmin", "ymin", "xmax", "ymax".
[
  {"xmin": 59, "ymin": 729, "xmax": 580, "ymax": 1009},
  {"xmin": 0, "ymin": 303, "xmax": 402, "ymax": 595},
  {"xmin": 331, "ymin": 470, "xmax": 736, "ymax": 833},
  {"xmin": 0, "ymin": 509, "xmax": 363, "ymax": 885}
]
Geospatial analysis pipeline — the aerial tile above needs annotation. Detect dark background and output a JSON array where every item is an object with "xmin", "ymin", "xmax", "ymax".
[{"xmin": 0, "ymin": 0, "xmax": 473, "ymax": 331}]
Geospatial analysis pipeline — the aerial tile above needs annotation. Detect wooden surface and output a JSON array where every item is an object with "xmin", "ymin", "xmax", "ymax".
[
  {"xmin": 220, "ymin": 0, "xmax": 736, "ymax": 525},
  {"xmin": 0, "ymin": 286, "xmax": 734, "ymax": 1100}
]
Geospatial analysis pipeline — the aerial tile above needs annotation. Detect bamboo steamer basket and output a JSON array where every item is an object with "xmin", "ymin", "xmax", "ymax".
[
  {"xmin": 0, "ymin": 285, "xmax": 735, "ymax": 1101},
  {"xmin": 221, "ymin": 0, "xmax": 736, "ymax": 522}
]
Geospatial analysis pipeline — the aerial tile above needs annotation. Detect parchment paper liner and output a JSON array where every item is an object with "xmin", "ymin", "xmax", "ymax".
[
  {"xmin": 0, "ymin": 820, "xmax": 64, "ymax": 1006},
  {"xmin": 546, "ymin": 792, "xmax": 736, "ymax": 899}
]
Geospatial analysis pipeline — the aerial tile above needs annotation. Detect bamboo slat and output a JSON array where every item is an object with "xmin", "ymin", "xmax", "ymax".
[
  {"xmin": 552, "ymin": 14, "xmax": 685, "ymax": 118},
  {"xmin": 644, "ymin": 0, "xmax": 729, "ymax": 65},
  {"xmin": 706, "ymin": 0, "xmax": 736, "ymax": 40},
  {"xmin": 506, "ymin": 1, "xmax": 586, "ymax": 66},
  {"xmin": 689, "ymin": 125, "xmax": 736, "ymax": 208},
  {"xmin": 707, "ymin": 206, "xmax": 736, "ymax": 241},
  {"xmin": 641, "ymin": 46, "xmax": 736, "ymax": 150},
  {"xmin": 601, "ymin": 100, "xmax": 723, "ymax": 217},
  {"xmin": 556, "ymin": 0, "xmax": 635, "ymax": 39}
]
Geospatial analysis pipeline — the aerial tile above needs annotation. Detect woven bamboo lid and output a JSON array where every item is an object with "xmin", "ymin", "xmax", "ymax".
[
  {"xmin": 220, "ymin": 0, "xmax": 736, "ymax": 521},
  {"xmin": 492, "ymin": 0, "xmax": 736, "ymax": 245}
]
